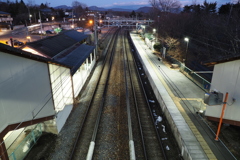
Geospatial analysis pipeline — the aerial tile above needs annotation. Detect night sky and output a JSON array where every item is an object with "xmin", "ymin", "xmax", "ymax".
[{"xmin": 29, "ymin": 0, "xmax": 231, "ymax": 9}]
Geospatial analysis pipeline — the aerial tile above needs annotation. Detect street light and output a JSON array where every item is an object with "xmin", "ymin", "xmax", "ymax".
[
  {"xmin": 153, "ymin": 29, "xmax": 157, "ymax": 42},
  {"xmin": 184, "ymin": 37, "xmax": 189, "ymax": 64},
  {"xmin": 26, "ymin": 36, "xmax": 31, "ymax": 42},
  {"xmin": 157, "ymin": 15, "xmax": 160, "ymax": 43},
  {"xmin": 29, "ymin": 14, "xmax": 32, "ymax": 24},
  {"xmin": 142, "ymin": 25, "xmax": 145, "ymax": 37}
]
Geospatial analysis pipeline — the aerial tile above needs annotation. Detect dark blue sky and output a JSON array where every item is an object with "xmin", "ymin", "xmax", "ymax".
[{"xmin": 31, "ymin": 0, "xmax": 231, "ymax": 8}]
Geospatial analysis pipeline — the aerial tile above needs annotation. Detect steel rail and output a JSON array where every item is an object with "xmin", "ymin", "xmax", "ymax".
[
  {"xmin": 126, "ymin": 31, "xmax": 168, "ymax": 160},
  {"xmin": 86, "ymin": 28, "xmax": 121, "ymax": 159},
  {"xmin": 69, "ymin": 28, "xmax": 120, "ymax": 160}
]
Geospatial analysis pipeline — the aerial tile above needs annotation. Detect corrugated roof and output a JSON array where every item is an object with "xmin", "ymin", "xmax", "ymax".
[
  {"xmin": 57, "ymin": 44, "xmax": 95, "ymax": 75},
  {"xmin": 25, "ymin": 34, "xmax": 78, "ymax": 58},
  {"xmin": 0, "ymin": 43, "xmax": 68, "ymax": 67},
  {"xmin": 61, "ymin": 30, "xmax": 88, "ymax": 42},
  {"xmin": 24, "ymin": 30, "xmax": 89, "ymax": 58}
]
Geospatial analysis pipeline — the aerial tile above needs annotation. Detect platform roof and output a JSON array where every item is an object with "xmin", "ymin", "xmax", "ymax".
[
  {"xmin": 204, "ymin": 55, "xmax": 240, "ymax": 66},
  {"xmin": 61, "ymin": 30, "xmax": 88, "ymax": 42},
  {"xmin": 25, "ymin": 34, "xmax": 77, "ymax": 58},
  {"xmin": 0, "ymin": 43, "xmax": 69, "ymax": 68},
  {"xmin": 57, "ymin": 44, "xmax": 95, "ymax": 75},
  {"xmin": 24, "ymin": 30, "xmax": 88, "ymax": 58}
]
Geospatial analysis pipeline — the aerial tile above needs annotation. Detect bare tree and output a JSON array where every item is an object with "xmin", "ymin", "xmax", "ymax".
[
  {"xmin": 149, "ymin": 0, "xmax": 181, "ymax": 12},
  {"xmin": 72, "ymin": 1, "xmax": 87, "ymax": 17}
]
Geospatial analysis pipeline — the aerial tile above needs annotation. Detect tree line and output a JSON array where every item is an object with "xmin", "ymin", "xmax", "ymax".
[
  {"xmin": 149, "ymin": 0, "xmax": 240, "ymax": 67},
  {"xmin": 0, "ymin": 0, "xmax": 89, "ymax": 25}
]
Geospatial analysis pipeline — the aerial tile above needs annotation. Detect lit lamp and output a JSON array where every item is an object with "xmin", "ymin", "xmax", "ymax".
[
  {"xmin": 29, "ymin": 14, "xmax": 32, "ymax": 24},
  {"xmin": 153, "ymin": 29, "xmax": 156, "ymax": 42},
  {"xmin": 184, "ymin": 37, "xmax": 189, "ymax": 64},
  {"xmin": 26, "ymin": 36, "xmax": 31, "ymax": 42}
]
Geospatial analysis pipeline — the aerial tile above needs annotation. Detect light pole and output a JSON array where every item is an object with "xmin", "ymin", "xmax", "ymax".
[
  {"xmin": 157, "ymin": 15, "xmax": 160, "ymax": 42},
  {"xmin": 184, "ymin": 37, "xmax": 189, "ymax": 64},
  {"xmin": 94, "ymin": 14, "xmax": 98, "ymax": 58},
  {"xmin": 27, "ymin": 7, "xmax": 31, "ymax": 25},
  {"xmin": 142, "ymin": 25, "xmax": 145, "ymax": 38},
  {"xmin": 153, "ymin": 28, "xmax": 156, "ymax": 42},
  {"xmin": 39, "ymin": 11, "xmax": 43, "ymax": 39}
]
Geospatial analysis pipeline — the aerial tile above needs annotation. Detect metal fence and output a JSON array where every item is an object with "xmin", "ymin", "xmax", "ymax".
[
  {"xmin": 9, "ymin": 124, "xmax": 42, "ymax": 160},
  {"xmin": 165, "ymin": 55, "xmax": 211, "ymax": 92}
]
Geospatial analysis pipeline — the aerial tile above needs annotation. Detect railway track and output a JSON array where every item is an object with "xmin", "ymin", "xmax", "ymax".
[
  {"xmin": 123, "ymin": 31, "xmax": 167, "ymax": 159},
  {"xmin": 69, "ymin": 28, "xmax": 181, "ymax": 159}
]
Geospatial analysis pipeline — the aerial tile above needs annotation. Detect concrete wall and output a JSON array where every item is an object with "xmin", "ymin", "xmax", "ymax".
[
  {"xmin": 0, "ymin": 51, "xmax": 55, "ymax": 133},
  {"xmin": 205, "ymin": 59, "xmax": 240, "ymax": 122}
]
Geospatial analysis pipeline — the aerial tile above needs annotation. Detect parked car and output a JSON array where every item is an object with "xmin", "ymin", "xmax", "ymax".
[
  {"xmin": 13, "ymin": 40, "xmax": 24, "ymax": 46},
  {"xmin": 6, "ymin": 39, "xmax": 24, "ymax": 46},
  {"xmin": 46, "ymin": 30, "xmax": 53, "ymax": 34}
]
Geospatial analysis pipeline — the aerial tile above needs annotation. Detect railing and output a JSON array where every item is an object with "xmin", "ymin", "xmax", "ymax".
[
  {"xmin": 165, "ymin": 55, "xmax": 211, "ymax": 92},
  {"xmin": 8, "ymin": 124, "xmax": 42, "ymax": 160}
]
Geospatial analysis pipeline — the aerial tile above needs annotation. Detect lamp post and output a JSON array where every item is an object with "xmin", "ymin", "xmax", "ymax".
[
  {"xmin": 157, "ymin": 15, "xmax": 160, "ymax": 42},
  {"xmin": 184, "ymin": 37, "xmax": 189, "ymax": 64},
  {"xmin": 153, "ymin": 28, "xmax": 156, "ymax": 43},
  {"xmin": 26, "ymin": 36, "xmax": 31, "ymax": 42},
  {"xmin": 142, "ymin": 25, "xmax": 145, "ymax": 38},
  {"xmin": 27, "ymin": 7, "xmax": 31, "ymax": 25},
  {"xmin": 29, "ymin": 14, "xmax": 32, "ymax": 24},
  {"xmin": 94, "ymin": 14, "xmax": 98, "ymax": 58},
  {"xmin": 39, "ymin": 11, "xmax": 43, "ymax": 39}
]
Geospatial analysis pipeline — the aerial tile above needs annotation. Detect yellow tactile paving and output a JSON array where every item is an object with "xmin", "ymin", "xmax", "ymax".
[
  {"xmin": 179, "ymin": 97, "xmax": 204, "ymax": 102},
  {"xmin": 141, "ymin": 53, "xmax": 217, "ymax": 159}
]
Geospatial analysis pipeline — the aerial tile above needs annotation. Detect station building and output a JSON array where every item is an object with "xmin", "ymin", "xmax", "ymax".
[{"xmin": 0, "ymin": 30, "xmax": 96, "ymax": 160}]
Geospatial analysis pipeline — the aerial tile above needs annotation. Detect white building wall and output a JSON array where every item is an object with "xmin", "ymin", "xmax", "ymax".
[
  {"xmin": 205, "ymin": 59, "xmax": 240, "ymax": 121},
  {"xmin": 48, "ymin": 64, "xmax": 73, "ymax": 112},
  {"xmin": 72, "ymin": 52, "xmax": 96, "ymax": 97},
  {"xmin": 0, "ymin": 52, "xmax": 55, "ymax": 133},
  {"xmin": 48, "ymin": 64, "xmax": 73, "ymax": 132}
]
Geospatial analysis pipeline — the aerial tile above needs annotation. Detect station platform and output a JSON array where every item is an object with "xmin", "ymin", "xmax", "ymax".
[{"xmin": 130, "ymin": 32, "xmax": 235, "ymax": 160}]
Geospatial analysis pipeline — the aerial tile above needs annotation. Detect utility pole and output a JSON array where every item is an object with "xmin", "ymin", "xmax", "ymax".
[
  {"xmin": 72, "ymin": 10, "xmax": 74, "ymax": 28},
  {"xmin": 39, "ymin": 11, "xmax": 43, "ymax": 39},
  {"xmin": 94, "ymin": 14, "xmax": 98, "ymax": 58}
]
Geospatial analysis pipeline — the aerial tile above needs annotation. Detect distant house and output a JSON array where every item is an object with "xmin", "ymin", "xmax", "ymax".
[
  {"xmin": 204, "ymin": 55, "xmax": 240, "ymax": 126},
  {"xmin": 0, "ymin": 11, "xmax": 13, "ymax": 30}
]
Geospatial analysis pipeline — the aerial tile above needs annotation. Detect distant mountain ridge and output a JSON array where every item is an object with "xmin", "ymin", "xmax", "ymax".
[{"xmin": 54, "ymin": 5, "xmax": 152, "ymax": 13}]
